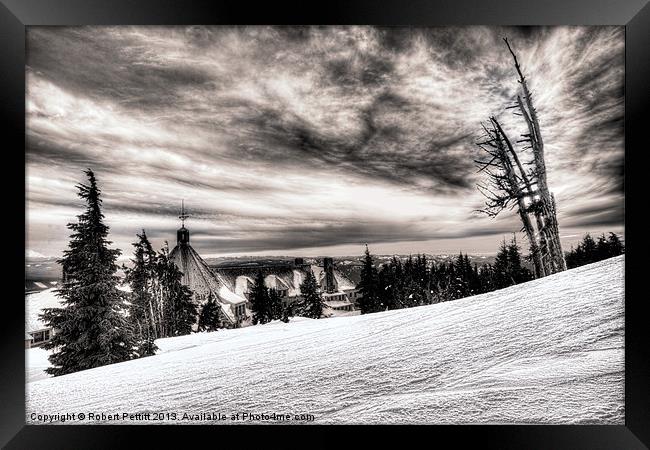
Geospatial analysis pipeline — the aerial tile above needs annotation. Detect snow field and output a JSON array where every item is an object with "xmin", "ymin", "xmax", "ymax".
[{"xmin": 26, "ymin": 256, "xmax": 624, "ymax": 424}]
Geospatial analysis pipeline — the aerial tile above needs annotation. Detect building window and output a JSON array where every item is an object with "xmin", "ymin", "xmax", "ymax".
[{"xmin": 31, "ymin": 330, "xmax": 50, "ymax": 344}]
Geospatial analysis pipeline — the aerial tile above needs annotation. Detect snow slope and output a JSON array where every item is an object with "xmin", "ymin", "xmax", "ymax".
[
  {"xmin": 26, "ymin": 347, "xmax": 52, "ymax": 383},
  {"xmin": 26, "ymin": 256, "xmax": 624, "ymax": 424}
]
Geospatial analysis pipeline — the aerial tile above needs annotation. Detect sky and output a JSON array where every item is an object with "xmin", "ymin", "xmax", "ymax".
[{"xmin": 25, "ymin": 26, "xmax": 624, "ymax": 258}]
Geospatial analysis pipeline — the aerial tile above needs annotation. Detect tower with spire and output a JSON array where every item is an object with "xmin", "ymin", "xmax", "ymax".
[
  {"xmin": 169, "ymin": 200, "xmax": 247, "ymax": 328},
  {"xmin": 177, "ymin": 199, "xmax": 190, "ymax": 245}
]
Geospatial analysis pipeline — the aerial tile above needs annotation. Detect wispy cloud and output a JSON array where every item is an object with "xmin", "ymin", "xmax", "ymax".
[{"xmin": 26, "ymin": 26, "xmax": 624, "ymax": 257}]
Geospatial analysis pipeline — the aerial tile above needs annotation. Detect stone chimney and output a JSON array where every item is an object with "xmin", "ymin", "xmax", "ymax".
[{"xmin": 323, "ymin": 257, "xmax": 336, "ymax": 293}]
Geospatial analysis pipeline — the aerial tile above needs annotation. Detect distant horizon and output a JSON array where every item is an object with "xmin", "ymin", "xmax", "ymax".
[{"xmin": 26, "ymin": 227, "xmax": 624, "ymax": 261}]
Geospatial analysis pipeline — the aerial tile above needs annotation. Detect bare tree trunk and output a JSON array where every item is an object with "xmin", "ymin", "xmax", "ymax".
[
  {"xmin": 506, "ymin": 38, "xmax": 566, "ymax": 275},
  {"xmin": 491, "ymin": 118, "xmax": 545, "ymax": 278},
  {"xmin": 520, "ymin": 209, "xmax": 545, "ymax": 278},
  {"xmin": 548, "ymin": 193, "xmax": 567, "ymax": 271},
  {"xmin": 475, "ymin": 39, "xmax": 567, "ymax": 279}
]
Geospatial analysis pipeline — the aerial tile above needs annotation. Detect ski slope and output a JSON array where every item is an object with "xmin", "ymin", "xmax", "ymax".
[{"xmin": 26, "ymin": 256, "xmax": 624, "ymax": 424}]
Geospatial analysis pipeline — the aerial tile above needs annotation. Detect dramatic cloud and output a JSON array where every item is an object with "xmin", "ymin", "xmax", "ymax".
[{"xmin": 26, "ymin": 26, "xmax": 624, "ymax": 257}]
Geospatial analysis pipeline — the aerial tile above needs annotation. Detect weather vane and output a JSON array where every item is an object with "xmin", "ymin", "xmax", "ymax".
[{"xmin": 179, "ymin": 199, "xmax": 189, "ymax": 227}]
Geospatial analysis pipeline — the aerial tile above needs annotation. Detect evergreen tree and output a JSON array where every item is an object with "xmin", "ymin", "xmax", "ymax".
[
  {"xmin": 469, "ymin": 263, "xmax": 482, "ymax": 295},
  {"xmin": 565, "ymin": 245, "xmax": 575, "ymax": 268},
  {"xmin": 414, "ymin": 254, "xmax": 429, "ymax": 290},
  {"xmin": 197, "ymin": 292, "xmax": 221, "ymax": 332},
  {"xmin": 158, "ymin": 245, "xmax": 197, "ymax": 336},
  {"xmin": 377, "ymin": 258, "xmax": 399, "ymax": 310},
  {"xmin": 403, "ymin": 278, "xmax": 427, "ymax": 307},
  {"xmin": 40, "ymin": 169, "xmax": 134, "ymax": 375},
  {"xmin": 582, "ymin": 233, "xmax": 598, "ymax": 258},
  {"xmin": 250, "ymin": 270, "xmax": 270, "ymax": 325},
  {"xmin": 268, "ymin": 288, "xmax": 283, "ymax": 321},
  {"xmin": 357, "ymin": 245, "xmax": 381, "ymax": 314},
  {"xmin": 607, "ymin": 232, "xmax": 625, "ymax": 256},
  {"xmin": 447, "ymin": 252, "xmax": 469, "ymax": 298},
  {"xmin": 478, "ymin": 264, "xmax": 495, "ymax": 293},
  {"xmin": 429, "ymin": 261, "xmax": 450, "ymax": 303},
  {"xmin": 596, "ymin": 234, "xmax": 610, "ymax": 261},
  {"xmin": 493, "ymin": 239, "xmax": 513, "ymax": 289},
  {"xmin": 566, "ymin": 242, "xmax": 586, "ymax": 268},
  {"xmin": 298, "ymin": 270, "xmax": 324, "ymax": 319},
  {"xmin": 507, "ymin": 236, "xmax": 533, "ymax": 284},
  {"xmin": 123, "ymin": 230, "xmax": 158, "ymax": 357},
  {"xmin": 490, "ymin": 236, "xmax": 533, "ymax": 289},
  {"xmin": 463, "ymin": 254, "xmax": 472, "ymax": 275},
  {"xmin": 281, "ymin": 302, "xmax": 293, "ymax": 323}
]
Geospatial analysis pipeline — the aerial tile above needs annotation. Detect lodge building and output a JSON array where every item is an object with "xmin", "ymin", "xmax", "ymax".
[{"xmin": 169, "ymin": 209, "xmax": 359, "ymax": 328}]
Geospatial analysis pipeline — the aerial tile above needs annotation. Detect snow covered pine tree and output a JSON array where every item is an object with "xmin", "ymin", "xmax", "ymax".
[
  {"xmin": 197, "ymin": 292, "xmax": 221, "ymax": 332},
  {"xmin": 357, "ymin": 245, "xmax": 381, "ymax": 314},
  {"xmin": 298, "ymin": 270, "xmax": 324, "ymax": 319},
  {"xmin": 40, "ymin": 169, "xmax": 134, "ymax": 375},
  {"xmin": 250, "ymin": 270, "xmax": 271, "ymax": 325},
  {"xmin": 123, "ymin": 230, "xmax": 159, "ymax": 357},
  {"xmin": 268, "ymin": 288, "xmax": 284, "ymax": 321}
]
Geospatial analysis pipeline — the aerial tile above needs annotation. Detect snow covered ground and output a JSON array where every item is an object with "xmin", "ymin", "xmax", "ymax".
[
  {"xmin": 26, "ymin": 256, "xmax": 624, "ymax": 424},
  {"xmin": 26, "ymin": 347, "xmax": 52, "ymax": 383}
]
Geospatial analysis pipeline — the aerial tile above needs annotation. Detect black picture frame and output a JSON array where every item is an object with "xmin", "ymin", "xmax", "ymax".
[{"xmin": 2, "ymin": 0, "xmax": 648, "ymax": 448}]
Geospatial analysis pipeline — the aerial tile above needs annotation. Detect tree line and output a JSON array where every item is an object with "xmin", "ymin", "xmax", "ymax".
[
  {"xmin": 565, "ymin": 233, "xmax": 624, "ymax": 269},
  {"xmin": 357, "ymin": 238, "xmax": 533, "ymax": 314},
  {"xmin": 356, "ymin": 230, "xmax": 624, "ymax": 316}
]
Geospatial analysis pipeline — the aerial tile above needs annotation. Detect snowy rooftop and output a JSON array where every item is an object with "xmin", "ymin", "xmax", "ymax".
[
  {"xmin": 333, "ymin": 272, "xmax": 356, "ymax": 291},
  {"xmin": 25, "ymin": 288, "xmax": 63, "ymax": 333},
  {"xmin": 218, "ymin": 285, "xmax": 247, "ymax": 306},
  {"xmin": 322, "ymin": 300, "xmax": 353, "ymax": 308},
  {"xmin": 265, "ymin": 274, "xmax": 291, "ymax": 291},
  {"xmin": 170, "ymin": 243, "xmax": 244, "ymax": 322},
  {"xmin": 234, "ymin": 275, "xmax": 254, "ymax": 297},
  {"xmin": 311, "ymin": 265, "xmax": 356, "ymax": 292},
  {"xmin": 27, "ymin": 285, "xmax": 132, "ymax": 333}
]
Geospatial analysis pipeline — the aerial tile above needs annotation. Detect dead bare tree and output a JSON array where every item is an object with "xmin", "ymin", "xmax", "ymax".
[{"xmin": 475, "ymin": 38, "xmax": 566, "ymax": 278}]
